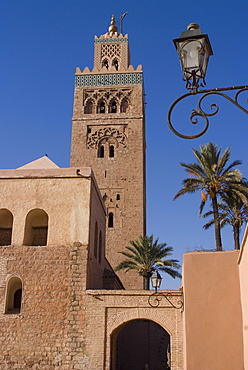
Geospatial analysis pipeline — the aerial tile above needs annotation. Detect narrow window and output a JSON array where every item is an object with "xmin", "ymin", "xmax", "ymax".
[
  {"xmin": 116, "ymin": 194, "xmax": 120, "ymax": 200},
  {"xmin": 113, "ymin": 59, "xmax": 119, "ymax": 71},
  {"xmin": 13, "ymin": 289, "xmax": 22, "ymax": 309},
  {"xmin": 109, "ymin": 145, "xmax": 115, "ymax": 158},
  {"xmin": 98, "ymin": 231, "xmax": 102, "ymax": 264},
  {"xmin": 84, "ymin": 100, "xmax": 93, "ymax": 114},
  {"xmin": 108, "ymin": 212, "xmax": 114, "ymax": 228},
  {"xmin": 94, "ymin": 222, "xmax": 98, "ymax": 259},
  {"xmin": 98, "ymin": 145, "xmax": 104, "ymax": 158},
  {"xmin": 0, "ymin": 209, "xmax": 13, "ymax": 246},
  {"xmin": 5, "ymin": 277, "xmax": 22, "ymax": 314},
  {"xmin": 102, "ymin": 59, "xmax": 109, "ymax": 69},
  {"xmin": 99, "ymin": 101, "xmax": 105, "ymax": 113},
  {"xmin": 109, "ymin": 100, "xmax": 117, "ymax": 113},
  {"xmin": 23, "ymin": 209, "xmax": 48, "ymax": 246},
  {"xmin": 120, "ymin": 98, "xmax": 129, "ymax": 113}
]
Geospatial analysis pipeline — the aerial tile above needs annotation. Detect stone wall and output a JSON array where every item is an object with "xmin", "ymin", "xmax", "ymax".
[
  {"xmin": 0, "ymin": 242, "xmax": 89, "ymax": 369},
  {"xmin": 0, "ymin": 167, "xmax": 107, "ymax": 369}
]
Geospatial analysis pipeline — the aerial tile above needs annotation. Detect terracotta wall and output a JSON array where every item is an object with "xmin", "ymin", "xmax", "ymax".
[
  {"xmin": 183, "ymin": 250, "xmax": 244, "ymax": 370},
  {"xmin": 239, "ymin": 227, "xmax": 248, "ymax": 369}
]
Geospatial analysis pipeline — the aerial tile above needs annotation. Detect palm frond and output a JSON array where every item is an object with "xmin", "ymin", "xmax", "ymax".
[
  {"xmin": 174, "ymin": 142, "xmax": 246, "ymax": 251},
  {"xmin": 114, "ymin": 235, "xmax": 181, "ymax": 285}
]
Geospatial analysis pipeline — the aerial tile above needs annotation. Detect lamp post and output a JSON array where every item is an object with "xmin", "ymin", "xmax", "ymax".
[
  {"xmin": 168, "ymin": 23, "xmax": 248, "ymax": 139},
  {"xmin": 148, "ymin": 271, "xmax": 183, "ymax": 309}
]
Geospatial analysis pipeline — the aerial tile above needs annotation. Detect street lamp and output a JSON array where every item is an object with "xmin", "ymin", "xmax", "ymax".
[
  {"xmin": 151, "ymin": 271, "xmax": 162, "ymax": 292},
  {"xmin": 148, "ymin": 271, "xmax": 183, "ymax": 309},
  {"xmin": 173, "ymin": 23, "xmax": 213, "ymax": 92},
  {"xmin": 168, "ymin": 23, "xmax": 248, "ymax": 139}
]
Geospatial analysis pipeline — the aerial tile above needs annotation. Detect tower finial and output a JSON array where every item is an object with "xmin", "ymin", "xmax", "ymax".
[{"xmin": 108, "ymin": 15, "xmax": 118, "ymax": 33}]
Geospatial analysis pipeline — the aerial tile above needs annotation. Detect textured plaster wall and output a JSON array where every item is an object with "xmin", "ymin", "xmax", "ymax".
[
  {"xmin": 0, "ymin": 168, "xmax": 93, "ymax": 246},
  {"xmin": 239, "ymin": 227, "xmax": 248, "ymax": 369},
  {"xmin": 183, "ymin": 250, "xmax": 244, "ymax": 370}
]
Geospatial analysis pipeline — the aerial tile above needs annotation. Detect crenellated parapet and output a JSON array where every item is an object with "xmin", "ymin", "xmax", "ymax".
[{"xmin": 75, "ymin": 15, "xmax": 143, "ymax": 85}]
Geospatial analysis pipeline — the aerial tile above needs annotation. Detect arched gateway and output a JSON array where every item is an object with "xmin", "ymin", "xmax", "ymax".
[{"xmin": 111, "ymin": 319, "xmax": 171, "ymax": 370}]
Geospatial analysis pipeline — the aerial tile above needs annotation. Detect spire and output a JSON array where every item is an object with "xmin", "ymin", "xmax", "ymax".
[{"xmin": 108, "ymin": 15, "xmax": 118, "ymax": 33}]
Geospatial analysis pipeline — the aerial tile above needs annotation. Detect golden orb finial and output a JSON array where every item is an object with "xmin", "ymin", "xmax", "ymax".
[
  {"xmin": 108, "ymin": 15, "xmax": 118, "ymax": 33},
  {"xmin": 187, "ymin": 23, "xmax": 200, "ymax": 31}
]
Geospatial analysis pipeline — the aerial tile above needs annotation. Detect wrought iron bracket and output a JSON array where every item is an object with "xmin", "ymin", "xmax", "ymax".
[
  {"xmin": 148, "ymin": 291, "xmax": 184, "ymax": 310},
  {"xmin": 167, "ymin": 85, "xmax": 248, "ymax": 139}
]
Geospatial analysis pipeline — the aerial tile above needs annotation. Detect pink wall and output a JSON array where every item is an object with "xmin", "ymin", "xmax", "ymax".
[
  {"xmin": 183, "ymin": 250, "xmax": 244, "ymax": 370},
  {"xmin": 239, "ymin": 228, "xmax": 248, "ymax": 369}
]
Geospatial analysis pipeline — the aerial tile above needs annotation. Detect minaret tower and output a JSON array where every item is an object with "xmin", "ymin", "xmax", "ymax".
[{"xmin": 70, "ymin": 16, "xmax": 146, "ymax": 289}]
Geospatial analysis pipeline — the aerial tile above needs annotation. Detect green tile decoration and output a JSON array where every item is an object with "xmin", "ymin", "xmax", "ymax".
[
  {"xmin": 75, "ymin": 73, "xmax": 143, "ymax": 87},
  {"xmin": 94, "ymin": 38, "xmax": 128, "ymax": 43}
]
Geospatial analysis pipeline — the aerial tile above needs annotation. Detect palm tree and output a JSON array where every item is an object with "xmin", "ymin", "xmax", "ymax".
[
  {"xmin": 174, "ymin": 142, "xmax": 248, "ymax": 251},
  {"xmin": 202, "ymin": 190, "xmax": 248, "ymax": 250},
  {"xmin": 115, "ymin": 235, "xmax": 181, "ymax": 290}
]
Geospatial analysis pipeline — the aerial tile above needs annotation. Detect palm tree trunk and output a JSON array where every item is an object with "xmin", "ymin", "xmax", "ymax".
[
  {"xmin": 143, "ymin": 276, "xmax": 149, "ymax": 290},
  {"xmin": 143, "ymin": 272, "xmax": 152, "ymax": 290},
  {"xmin": 233, "ymin": 224, "xmax": 240, "ymax": 250},
  {"xmin": 212, "ymin": 195, "xmax": 222, "ymax": 251}
]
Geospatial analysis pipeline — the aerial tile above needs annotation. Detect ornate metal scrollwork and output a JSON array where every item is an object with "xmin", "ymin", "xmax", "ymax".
[
  {"xmin": 148, "ymin": 291, "xmax": 183, "ymax": 310},
  {"xmin": 167, "ymin": 85, "xmax": 248, "ymax": 139}
]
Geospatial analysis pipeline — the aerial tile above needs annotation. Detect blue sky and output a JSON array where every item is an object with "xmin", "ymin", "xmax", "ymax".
[{"xmin": 1, "ymin": 0, "xmax": 248, "ymax": 289}]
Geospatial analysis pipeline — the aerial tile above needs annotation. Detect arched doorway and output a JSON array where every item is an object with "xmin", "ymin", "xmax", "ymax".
[{"xmin": 112, "ymin": 319, "xmax": 170, "ymax": 370}]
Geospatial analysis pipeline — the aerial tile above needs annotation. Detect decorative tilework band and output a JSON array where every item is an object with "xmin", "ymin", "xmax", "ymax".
[
  {"xmin": 75, "ymin": 73, "xmax": 143, "ymax": 87},
  {"xmin": 94, "ymin": 38, "xmax": 128, "ymax": 43}
]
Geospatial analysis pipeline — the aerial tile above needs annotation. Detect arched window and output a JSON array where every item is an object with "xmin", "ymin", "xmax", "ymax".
[
  {"xmin": 0, "ymin": 209, "xmax": 13, "ymax": 246},
  {"xmin": 98, "ymin": 230, "xmax": 102, "ymax": 264},
  {"xmin": 116, "ymin": 194, "xmax": 120, "ymax": 200},
  {"xmin": 109, "ymin": 145, "xmax": 115, "ymax": 158},
  {"xmin": 98, "ymin": 145, "xmax": 105, "ymax": 158},
  {"xmin": 112, "ymin": 58, "xmax": 119, "ymax": 71},
  {"xmin": 84, "ymin": 100, "xmax": 93, "ymax": 114},
  {"xmin": 109, "ymin": 100, "xmax": 117, "ymax": 113},
  {"xmin": 5, "ymin": 276, "xmax": 23, "ymax": 314},
  {"xmin": 23, "ymin": 209, "xmax": 48, "ymax": 246},
  {"xmin": 120, "ymin": 98, "xmax": 129, "ymax": 113},
  {"xmin": 102, "ymin": 59, "xmax": 109, "ymax": 69},
  {"xmin": 14, "ymin": 289, "xmax": 22, "ymax": 309},
  {"xmin": 94, "ymin": 222, "xmax": 98, "ymax": 259},
  {"xmin": 98, "ymin": 100, "xmax": 106, "ymax": 114},
  {"xmin": 108, "ymin": 212, "xmax": 114, "ymax": 228}
]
